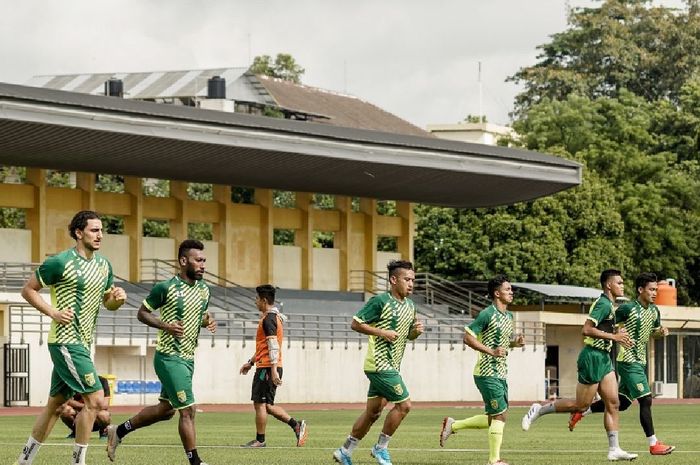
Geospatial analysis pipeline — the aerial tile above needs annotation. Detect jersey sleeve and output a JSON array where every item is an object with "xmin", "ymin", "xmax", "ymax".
[
  {"xmin": 466, "ymin": 308, "xmax": 490, "ymax": 338},
  {"xmin": 103, "ymin": 260, "xmax": 114, "ymax": 293},
  {"xmin": 262, "ymin": 313, "xmax": 278, "ymax": 337},
  {"xmin": 588, "ymin": 299, "xmax": 611, "ymax": 325},
  {"xmin": 143, "ymin": 282, "xmax": 168, "ymax": 312},
  {"xmin": 353, "ymin": 296, "xmax": 383, "ymax": 324},
  {"xmin": 653, "ymin": 305, "xmax": 662, "ymax": 329},
  {"xmin": 35, "ymin": 254, "xmax": 65, "ymax": 287},
  {"xmin": 614, "ymin": 302, "xmax": 632, "ymax": 324}
]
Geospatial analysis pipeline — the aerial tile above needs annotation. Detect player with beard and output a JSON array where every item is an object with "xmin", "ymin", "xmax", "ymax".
[{"xmin": 106, "ymin": 240, "xmax": 217, "ymax": 465}]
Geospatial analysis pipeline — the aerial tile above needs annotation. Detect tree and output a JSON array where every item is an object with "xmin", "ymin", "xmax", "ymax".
[
  {"xmin": 250, "ymin": 53, "xmax": 305, "ymax": 84},
  {"xmin": 509, "ymin": 0, "xmax": 700, "ymax": 116}
]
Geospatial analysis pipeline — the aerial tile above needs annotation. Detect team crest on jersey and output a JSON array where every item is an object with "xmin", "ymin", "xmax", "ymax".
[
  {"xmin": 637, "ymin": 383, "xmax": 644, "ymax": 392},
  {"xmin": 490, "ymin": 399, "xmax": 499, "ymax": 410},
  {"xmin": 100, "ymin": 265, "xmax": 108, "ymax": 278},
  {"xmin": 199, "ymin": 288, "xmax": 208, "ymax": 300},
  {"xmin": 177, "ymin": 390, "xmax": 187, "ymax": 403},
  {"xmin": 393, "ymin": 384, "xmax": 404, "ymax": 395},
  {"xmin": 84, "ymin": 373, "xmax": 96, "ymax": 387}
]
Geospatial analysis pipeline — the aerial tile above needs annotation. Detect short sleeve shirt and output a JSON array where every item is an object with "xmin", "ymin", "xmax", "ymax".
[
  {"xmin": 354, "ymin": 293, "xmax": 416, "ymax": 373},
  {"xmin": 616, "ymin": 300, "xmax": 661, "ymax": 365},
  {"xmin": 143, "ymin": 275, "xmax": 210, "ymax": 360},
  {"xmin": 584, "ymin": 294, "xmax": 615, "ymax": 352},
  {"xmin": 465, "ymin": 304, "xmax": 514, "ymax": 379},
  {"xmin": 37, "ymin": 248, "xmax": 114, "ymax": 347}
]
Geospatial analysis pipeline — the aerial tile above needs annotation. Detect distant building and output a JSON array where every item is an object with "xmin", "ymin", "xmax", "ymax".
[{"xmin": 427, "ymin": 121, "xmax": 515, "ymax": 146}]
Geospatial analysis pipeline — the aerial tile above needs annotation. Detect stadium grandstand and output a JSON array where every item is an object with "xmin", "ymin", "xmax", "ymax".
[{"xmin": 0, "ymin": 69, "xmax": 698, "ymax": 409}]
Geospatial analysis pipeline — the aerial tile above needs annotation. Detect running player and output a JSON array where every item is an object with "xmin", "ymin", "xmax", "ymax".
[
  {"xmin": 333, "ymin": 260, "xmax": 424, "ymax": 465},
  {"xmin": 239, "ymin": 284, "xmax": 307, "ymax": 448},
  {"xmin": 520, "ymin": 269, "xmax": 637, "ymax": 461},
  {"xmin": 15, "ymin": 210, "xmax": 127, "ymax": 465},
  {"xmin": 106, "ymin": 240, "xmax": 216, "ymax": 465},
  {"xmin": 568, "ymin": 272, "xmax": 674, "ymax": 455},
  {"xmin": 439, "ymin": 275, "xmax": 525, "ymax": 465}
]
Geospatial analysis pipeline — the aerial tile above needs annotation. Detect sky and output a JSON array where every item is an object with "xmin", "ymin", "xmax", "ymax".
[{"xmin": 0, "ymin": 0, "xmax": 687, "ymax": 129}]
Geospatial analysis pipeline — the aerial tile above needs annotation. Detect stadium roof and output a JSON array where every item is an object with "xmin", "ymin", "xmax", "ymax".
[
  {"xmin": 27, "ymin": 68, "xmax": 428, "ymax": 136},
  {"xmin": 0, "ymin": 82, "xmax": 582, "ymax": 208},
  {"xmin": 512, "ymin": 283, "xmax": 602, "ymax": 300}
]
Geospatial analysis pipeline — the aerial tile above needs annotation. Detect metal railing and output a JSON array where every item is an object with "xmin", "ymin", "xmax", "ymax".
[
  {"xmin": 7, "ymin": 303, "xmax": 547, "ymax": 351},
  {"xmin": 140, "ymin": 259, "xmax": 257, "ymax": 317},
  {"xmin": 0, "ymin": 262, "xmax": 37, "ymax": 292},
  {"xmin": 349, "ymin": 270, "xmax": 492, "ymax": 317}
]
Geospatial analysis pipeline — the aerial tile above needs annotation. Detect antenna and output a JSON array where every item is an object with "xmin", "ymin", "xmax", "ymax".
[
  {"xmin": 247, "ymin": 33, "xmax": 252, "ymax": 64},
  {"xmin": 478, "ymin": 61, "xmax": 483, "ymax": 123},
  {"xmin": 343, "ymin": 60, "xmax": 347, "ymax": 93}
]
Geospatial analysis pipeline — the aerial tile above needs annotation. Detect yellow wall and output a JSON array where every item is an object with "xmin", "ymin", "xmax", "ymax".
[
  {"xmin": 545, "ymin": 325, "xmax": 584, "ymax": 398},
  {"xmin": 0, "ymin": 170, "xmax": 414, "ymax": 290}
]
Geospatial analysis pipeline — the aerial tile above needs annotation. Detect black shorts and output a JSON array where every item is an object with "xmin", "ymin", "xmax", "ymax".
[{"xmin": 251, "ymin": 367, "xmax": 283, "ymax": 405}]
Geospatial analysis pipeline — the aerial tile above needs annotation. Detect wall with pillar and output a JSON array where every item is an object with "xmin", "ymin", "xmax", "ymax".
[{"xmin": 0, "ymin": 169, "xmax": 414, "ymax": 290}]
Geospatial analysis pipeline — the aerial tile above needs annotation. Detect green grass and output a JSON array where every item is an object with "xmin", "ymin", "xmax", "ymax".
[{"xmin": 1, "ymin": 404, "xmax": 699, "ymax": 464}]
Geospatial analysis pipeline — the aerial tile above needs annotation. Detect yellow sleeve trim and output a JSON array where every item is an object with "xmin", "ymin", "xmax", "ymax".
[
  {"xmin": 353, "ymin": 315, "xmax": 365, "ymax": 324},
  {"xmin": 142, "ymin": 300, "xmax": 155, "ymax": 312},
  {"xmin": 465, "ymin": 327, "xmax": 477, "ymax": 338},
  {"xmin": 586, "ymin": 316, "xmax": 599, "ymax": 325}
]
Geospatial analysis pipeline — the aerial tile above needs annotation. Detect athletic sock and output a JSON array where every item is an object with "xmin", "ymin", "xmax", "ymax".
[
  {"xmin": 116, "ymin": 419, "xmax": 133, "ymax": 439},
  {"xmin": 539, "ymin": 403, "xmax": 556, "ymax": 416},
  {"xmin": 256, "ymin": 433, "xmax": 266, "ymax": 443},
  {"xmin": 186, "ymin": 448, "xmax": 201, "ymax": 465},
  {"xmin": 377, "ymin": 432, "xmax": 391, "ymax": 449},
  {"xmin": 17, "ymin": 436, "xmax": 42, "ymax": 465},
  {"xmin": 647, "ymin": 434, "xmax": 658, "ymax": 446},
  {"xmin": 453, "ymin": 414, "xmax": 489, "ymax": 431},
  {"xmin": 607, "ymin": 431, "xmax": 620, "ymax": 450},
  {"xmin": 288, "ymin": 417, "xmax": 298, "ymax": 430},
  {"xmin": 342, "ymin": 435, "xmax": 359, "ymax": 455},
  {"xmin": 72, "ymin": 443, "xmax": 87, "ymax": 465},
  {"xmin": 488, "ymin": 419, "xmax": 505, "ymax": 464}
]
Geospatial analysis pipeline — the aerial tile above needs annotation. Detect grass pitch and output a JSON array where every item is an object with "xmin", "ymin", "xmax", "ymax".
[{"xmin": 0, "ymin": 404, "xmax": 698, "ymax": 464}]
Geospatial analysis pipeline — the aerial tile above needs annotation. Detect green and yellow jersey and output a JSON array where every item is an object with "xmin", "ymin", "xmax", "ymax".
[
  {"xmin": 616, "ymin": 300, "xmax": 661, "ymax": 365},
  {"xmin": 143, "ymin": 275, "xmax": 210, "ymax": 361},
  {"xmin": 354, "ymin": 292, "xmax": 416, "ymax": 373},
  {"xmin": 466, "ymin": 304, "xmax": 514, "ymax": 379},
  {"xmin": 584, "ymin": 294, "xmax": 616, "ymax": 352},
  {"xmin": 36, "ymin": 248, "xmax": 114, "ymax": 348}
]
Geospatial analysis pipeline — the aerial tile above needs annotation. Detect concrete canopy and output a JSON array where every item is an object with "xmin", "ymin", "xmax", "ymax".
[{"xmin": 0, "ymin": 83, "xmax": 582, "ymax": 208}]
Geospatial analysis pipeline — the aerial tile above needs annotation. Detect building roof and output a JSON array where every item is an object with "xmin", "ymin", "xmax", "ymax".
[
  {"xmin": 255, "ymin": 75, "xmax": 429, "ymax": 137},
  {"xmin": 0, "ymin": 82, "xmax": 581, "ymax": 208},
  {"xmin": 512, "ymin": 283, "xmax": 602, "ymax": 300},
  {"xmin": 27, "ymin": 68, "xmax": 427, "ymax": 136}
]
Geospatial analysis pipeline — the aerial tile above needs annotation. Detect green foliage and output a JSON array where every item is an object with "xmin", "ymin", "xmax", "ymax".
[
  {"xmin": 188, "ymin": 183, "xmax": 213, "ymax": 201},
  {"xmin": 416, "ymin": 86, "xmax": 700, "ymax": 303},
  {"xmin": 377, "ymin": 200, "xmax": 397, "ymax": 216},
  {"xmin": 0, "ymin": 208, "xmax": 25, "ymax": 229},
  {"xmin": 232, "ymin": 187, "xmax": 255, "ymax": 204},
  {"xmin": 274, "ymin": 228, "xmax": 295, "ymax": 246},
  {"xmin": 95, "ymin": 174, "xmax": 124, "ymax": 193},
  {"xmin": 251, "ymin": 53, "xmax": 305, "ymax": 84},
  {"xmin": 273, "ymin": 191, "xmax": 296, "ymax": 209},
  {"xmin": 313, "ymin": 194, "xmax": 335, "ymax": 210},
  {"xmin": 46, "ymin": 170, "xmax": 74, "ymax": 188},
  {"xmin": 313, "ymin": 231, "xmax": 334, "ymax": 248},
  {"xmin": 463, "ymin": 114, "xmax": 487, "ymax": 123},
  {"xmin": 143, "ymin": 178, "xmax": 169, "ymax": 197},
  {"xmin": 378, "ymin": 236, "xmax": 398, "ymax": 252},
  {"xmin": 510, "ymin": 0, "xmax": 700, "ymax": 116},
  {"xmin": 188, "ymin": 223, "xmax": 213, "ymax": 241},
  {"xmin": 143, "ymin": 219, "xmax": 169, "ymax": 238},
  {"xmin": 102, "ymin": 216, "xmax": 124, "ymax": 235}
]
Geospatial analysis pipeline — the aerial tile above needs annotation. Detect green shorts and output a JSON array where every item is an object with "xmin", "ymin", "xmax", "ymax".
[
  {"xmin": 577, "ymin": 345, "xmax": 614, "ymax": 385},
  {"xmin": 474, "ymin": 376, "xmax": 509, "ymax": 416},
  {"xmin": 617, "ymin": 361, "xmax": 651, "ymax": 401},
  {"xmin": 48, "ymin": 344, "xmax": 102, "ymax": 399},
  {"xmin": 365, "ymin": 371, "xmax": 410, "ymax": 403},
  {"xmin": 154, "ymin": 351, "xmax": 195, "ymax": 410}
]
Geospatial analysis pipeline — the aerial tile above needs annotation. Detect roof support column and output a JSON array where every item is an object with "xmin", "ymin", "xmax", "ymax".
[
  {"xmin": 75, "ymin": 172, "xmax": 95, "ymax": 211},
  {"xmin": 296, "ymin": 192, "xmax": 314, "ymax": 290},
  {"xmin": 170, "ymin": 181, "xmax": 188, "ymax": 256},
  {"xmin": 360, "ymin": 198, "xmax": 377, "ymax": 292},
  {"xmin": 335, "ymin": 196, "xmax": 352, "ymax": 292},
  {"xmin": 124, "ymin": 176, "xmax": 143, "ymax": 282},
  {"xmin": 25, "ymin": 168, "xmax": 47, "ymax": 262},
  {"xmin": 213, "ymin": 185, "xmax": 232, "ymax": 285},
  {"xmin": 396, "ymin": 201, "xmax": 414, "ymax": 263},
  {"xmin": 257, "ymin": 188, "xmax": 274, "ymax": 285}
]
